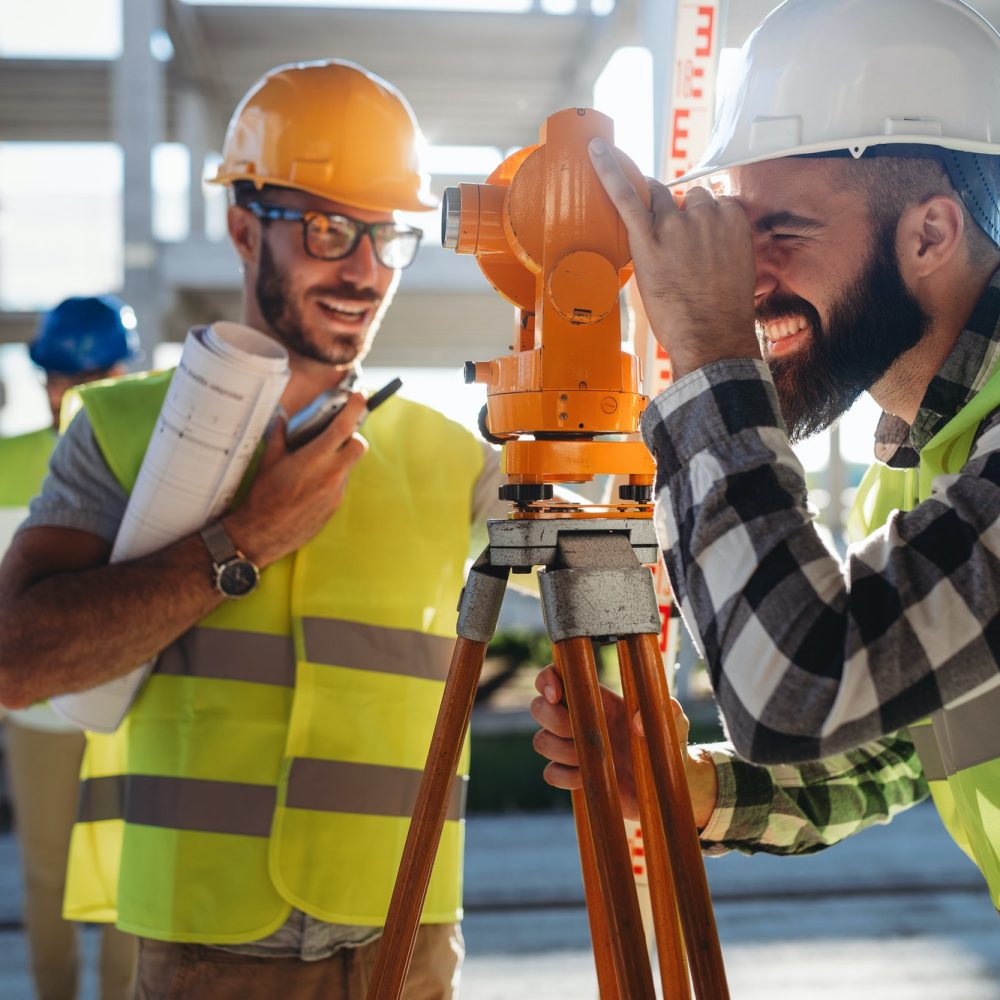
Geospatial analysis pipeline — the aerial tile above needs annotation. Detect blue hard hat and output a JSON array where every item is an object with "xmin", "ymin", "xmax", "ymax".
[{"xmin": 30, "ymin": 295, "xmax": 142, "ymax": 374}]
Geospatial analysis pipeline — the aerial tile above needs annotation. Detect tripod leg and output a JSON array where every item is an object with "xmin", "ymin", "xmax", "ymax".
[
  {"xmin": 555, "ymin": 636, "xmax": 656, "ymax": 1000},
  {"xmin": 625, "ymin": 633, "xmax": 729, "ymax": 999},
  {"xmin": 618, "ymin": 639, "xmax": 691, "ymax": 999},
  {"xmin": 572, "ymin": 788, "xmax": 622, "ymax": 1000},
  {"xmin": 367, "ymin": 550, "xmax": 509, "ymax": 1000}
]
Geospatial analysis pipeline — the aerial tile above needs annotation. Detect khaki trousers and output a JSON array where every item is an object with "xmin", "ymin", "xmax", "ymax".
[
  {"xmin": 134, "ymin": 922, "xmax": 463, "ymax": 1000},
  {"xmin": 4, "ymin": 721, "xmax": 137, "ymax": 1000}
]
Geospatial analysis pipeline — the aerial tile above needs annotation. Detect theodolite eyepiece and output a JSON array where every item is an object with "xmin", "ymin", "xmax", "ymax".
[{"xmin": 441, "ymin": 187, "xmax": 461, "ymax": 250}]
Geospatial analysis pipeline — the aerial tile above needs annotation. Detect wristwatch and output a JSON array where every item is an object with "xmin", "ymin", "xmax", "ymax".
[{"xmin": 199, "ymin": 519, "xmax": 260, "ymax": 599}]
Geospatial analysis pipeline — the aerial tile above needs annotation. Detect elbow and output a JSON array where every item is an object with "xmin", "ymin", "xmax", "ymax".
[
  {"xmin": 0, "ymin": 676, "xmax": 35, "ymax": 712},
  {"xmin": 0, "ymin": 640, "xmax": 38, "ymax": 711},
  {"xmin": 728, "ymin": 726, "xmax": 823, "ymax": 766}
]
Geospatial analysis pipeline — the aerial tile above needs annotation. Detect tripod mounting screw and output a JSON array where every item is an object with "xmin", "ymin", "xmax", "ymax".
[
  {"xmin": 618, "ymin": 484, "xmax": 653, "ymax": 503},
  {"xmin": 499, "ymin": 483, "xmax": 554, "ymax": 504}
]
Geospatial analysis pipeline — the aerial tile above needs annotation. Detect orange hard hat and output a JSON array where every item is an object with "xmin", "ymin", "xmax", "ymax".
[{"xmin": 211, "ymin": 59, "xmax": 437, "ymax": 212}]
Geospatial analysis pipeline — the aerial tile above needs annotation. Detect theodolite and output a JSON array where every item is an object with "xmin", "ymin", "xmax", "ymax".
[{"xmin": 367, "ymin": 107, "xmax": 729, "ymax": 1000}]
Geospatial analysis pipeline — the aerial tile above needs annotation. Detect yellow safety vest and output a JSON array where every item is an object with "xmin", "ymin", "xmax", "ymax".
[
  {"xmin": 63, "ymin": 370, "xmax": 484, "ymax": 942},
  {"xmin": 0, "ymin": 427, "xmax": 54, "ymax": 506},
  {"xmin": 848, "ymin": 363, "xmax": 1000, "ymax": 909}
]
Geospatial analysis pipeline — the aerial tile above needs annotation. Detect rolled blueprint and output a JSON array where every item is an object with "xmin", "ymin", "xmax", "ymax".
[{"xmin": 51, "ymin": 321, "xmax": 290, "ymax": 733}]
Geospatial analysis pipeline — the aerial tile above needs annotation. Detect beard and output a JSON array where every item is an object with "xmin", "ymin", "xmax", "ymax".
[
  {"xmin": 254, "ymin": 236, "xmax": 382, "ymax": 367},
  {"xmin": 761, "ymin": 223, "xmax": 930, "ymax": 442}
]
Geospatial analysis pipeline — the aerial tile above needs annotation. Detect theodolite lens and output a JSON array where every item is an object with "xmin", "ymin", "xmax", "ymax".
[{"xmin": 441, "ymin": 186, "xmax": 461, "ymax": 249}]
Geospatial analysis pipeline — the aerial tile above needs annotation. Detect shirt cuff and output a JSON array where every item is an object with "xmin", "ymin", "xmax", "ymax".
[
  {"xmin": 640, "ymin": 359, "xmax": 785, "ymax": 482},
  {"xmin": 699, "ymin": 744, "xmax": 741, "ymax": 849},
  {"xmin": 697, "ymin": 742, "xmax": 778, "ymax": 855}
]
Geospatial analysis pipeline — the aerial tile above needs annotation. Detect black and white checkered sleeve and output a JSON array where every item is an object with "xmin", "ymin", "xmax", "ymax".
[{"xmin": 641, "ymin": 358, "xmax": 1000, "ymax": 764}]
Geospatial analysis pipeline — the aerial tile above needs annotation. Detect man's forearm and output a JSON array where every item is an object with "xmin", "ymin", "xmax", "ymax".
[
  {"xmin": 698, "ymin": 734, "xmax": 929, "ymax": 857},
  {"xmin": 0, "ymin": 531, "xmax": 224, "ymax": 707},
  {"xmin": 642, "ymin": 361, "xmax": 1000, "ymax": 762}
]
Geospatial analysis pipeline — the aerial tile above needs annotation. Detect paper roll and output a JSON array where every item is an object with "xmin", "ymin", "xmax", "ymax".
[{"xmin": 51, "ymin": 322, "xmax": 290, "ymax": 732}]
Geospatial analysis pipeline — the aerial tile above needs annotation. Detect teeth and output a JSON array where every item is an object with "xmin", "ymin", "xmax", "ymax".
[
  {"xmin": 757, "ymin": 316, "xmax": 808, "ymax": 342},
  {"xmin": 319, "ymin": 300, "xmax": 366, "ymax": 317}
]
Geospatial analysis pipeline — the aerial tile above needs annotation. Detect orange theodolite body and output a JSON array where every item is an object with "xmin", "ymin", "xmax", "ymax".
[{"xmin": 445, "ymin": 107, "xmax": 655, "ymax": 512}]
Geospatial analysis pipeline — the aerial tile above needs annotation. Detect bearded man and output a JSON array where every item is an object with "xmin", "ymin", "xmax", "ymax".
[{"xmin": 532, "ymin": 0, "xmax": 1000, "ymax": 929}]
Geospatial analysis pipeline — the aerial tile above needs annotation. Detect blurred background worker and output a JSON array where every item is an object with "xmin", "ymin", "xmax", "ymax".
[{"xmin": 0, "ymin": 294, "xmax": 141, "ymax": 1000}]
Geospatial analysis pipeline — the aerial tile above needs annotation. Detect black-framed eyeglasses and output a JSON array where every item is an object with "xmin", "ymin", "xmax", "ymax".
[{"xmin": 246, "ymin": 201, "xmax": 423, "ymax": 270}]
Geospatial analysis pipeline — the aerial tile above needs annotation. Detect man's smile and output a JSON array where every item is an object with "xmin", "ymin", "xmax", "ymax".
[
  {"xmin": 314, "ymin": 295, "xmax": 376, "ymax": 330},
  {"xmin": 758, "ymin": 315, "xmax": 810, "ymax": 357}
]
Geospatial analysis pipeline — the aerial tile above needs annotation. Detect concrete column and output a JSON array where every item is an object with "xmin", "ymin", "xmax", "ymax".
[
  {"xmin": 113, "ymin": 0, "xmax": 165, "ymax": 364},
  {"xmin": 178, "ymin": 89, "xmax": 210, "ymax": 243}
]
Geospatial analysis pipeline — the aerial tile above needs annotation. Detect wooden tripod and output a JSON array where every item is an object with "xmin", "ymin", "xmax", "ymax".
[{"xmin": 365, "ymin": 516, "xmax": 729, "ymax": 999}]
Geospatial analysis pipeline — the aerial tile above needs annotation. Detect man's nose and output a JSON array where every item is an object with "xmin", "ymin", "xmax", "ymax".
[
  {"xmin": 752, "ymin": 251, "xmax": 779, "ymax": 305},
  {"xmin": 340, "ymin": 232, "xmax": 380, "ymax": 288}
]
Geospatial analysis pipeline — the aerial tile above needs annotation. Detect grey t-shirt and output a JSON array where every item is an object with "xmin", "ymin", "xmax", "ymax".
[{"xmin": 21, "ymin": 410, "xmax": 127, "ymax": 543}]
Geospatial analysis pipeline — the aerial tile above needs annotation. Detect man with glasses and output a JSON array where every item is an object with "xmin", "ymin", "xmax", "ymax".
[{"xmin": 0, "ymin": 60, "xmax": 503, "ymax": 999}]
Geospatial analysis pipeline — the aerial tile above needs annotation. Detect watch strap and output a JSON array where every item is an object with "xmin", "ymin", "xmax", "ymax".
[{"xmin": 200, "ymin": 518, "xmax": 239, "ymax": 565}]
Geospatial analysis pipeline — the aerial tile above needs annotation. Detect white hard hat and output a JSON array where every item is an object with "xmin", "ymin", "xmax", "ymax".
[{"xmin": 676, "ymin": 0, "xmax": 1000, "ymax": 186}]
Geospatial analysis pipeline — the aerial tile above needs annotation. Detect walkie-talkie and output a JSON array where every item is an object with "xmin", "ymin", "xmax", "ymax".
[{"xmin": 286, "ymin": 377, "xmax": 403, "ymax": 451}]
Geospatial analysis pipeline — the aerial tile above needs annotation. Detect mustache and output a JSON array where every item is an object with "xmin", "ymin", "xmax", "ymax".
[
  {"xmin": 310, "ymin": 284, "xmax": 381, "ymax": 304},
  {"xmin": 755, "ymin": 293, "xmax": 822, "ymax": 330}
]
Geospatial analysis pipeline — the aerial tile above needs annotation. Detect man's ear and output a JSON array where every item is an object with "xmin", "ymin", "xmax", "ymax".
[
  {"xmin": 227, "ymin": 205, "xmax": 259, "ymax": 268},
  {"xmin": 897, "ymin": 195, "xmax": 965, "ymax": 279}
]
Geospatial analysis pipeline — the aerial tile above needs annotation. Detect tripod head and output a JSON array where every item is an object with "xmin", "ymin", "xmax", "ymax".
[{"xmin": 442, "ymin": 107, "xmax": 656, "ymax": 514}]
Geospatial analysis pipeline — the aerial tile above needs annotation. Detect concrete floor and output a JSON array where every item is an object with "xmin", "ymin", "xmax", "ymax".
[{"xmin": 0, "ymin": 800, "xmax": 997, "ymax": 999}]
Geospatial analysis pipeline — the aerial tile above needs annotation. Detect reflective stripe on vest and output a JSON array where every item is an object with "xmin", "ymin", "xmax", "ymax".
[
  {"xmin": 153, "ymin": 618, "xmax": 455, "ymax": 685},
  {"xmin": 301, "ymin": 617, "xmax": 455, "ymax": 681},
  {"xmin": 65, "ymin": 372, "xmax": 483, "ymax": 940},
  {"xmin": 78, "ymin": 765, "xmax": 466, "ymax": 831},
  {"xmin": 848, "ymin": 361, "xmax": 1000, "ymax": 908},
  {"xmin": 909, "ymin": 680, "xmax": 1000, "ymax": 778},
  {"xmin": 156, "ymin": 627, "xmax": 295, "ymax": 687},
  {"xmin": 285, "ymin": 759, "xmax": 466, "ymax": 821}
]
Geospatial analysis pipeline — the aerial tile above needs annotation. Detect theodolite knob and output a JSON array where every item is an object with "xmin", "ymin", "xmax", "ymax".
[
  {"xmin": 618, "ymin": 484, "xmax": 653, "ymax": 503},
  {"xmin": 498, "ymin": 483, "xmax": 554, "ymax": 505}
]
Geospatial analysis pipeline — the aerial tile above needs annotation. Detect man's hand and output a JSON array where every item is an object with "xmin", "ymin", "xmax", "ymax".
[
  {"xmin": 530, "ymin": 664, "xmax": 719, "ymax": 829},
  {"xmin": 225, "ymin": 392, "xmax": 368, "ymax": 567},
  {"xmin": 0, "ymin": 392, "xmax": 370, "ymax": 707},
  {"xmin": 588, "ymin": 138, "xmax": 759, "ymax": 381}
]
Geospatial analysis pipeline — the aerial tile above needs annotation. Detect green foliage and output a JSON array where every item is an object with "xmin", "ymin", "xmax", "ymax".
[
  {"xmin": 487, "ymin": 629, "xmax": 552, "ymax": 667},
  {"xmin": 468, "ymin": 729, "xmax": 571, "ymax": 813}
]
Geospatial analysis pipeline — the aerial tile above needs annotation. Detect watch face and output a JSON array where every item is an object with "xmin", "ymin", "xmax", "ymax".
[{"xmin": 218, "ymin": 558, "xmax": 260, "ymax": 598}]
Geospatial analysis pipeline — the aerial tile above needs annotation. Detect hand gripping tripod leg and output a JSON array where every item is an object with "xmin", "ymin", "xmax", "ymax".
[{"xmin": 366, "ymin": 517, "xmax": 729, "ymax": 999}]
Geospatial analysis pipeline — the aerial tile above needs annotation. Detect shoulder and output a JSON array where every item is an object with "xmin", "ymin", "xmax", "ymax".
[
  {"xmin": 382, "ymin": 395, "xmax": 475, "ymax": 436},
  {"xmin": 76, "ymin": 370, "xmax": 175, "ymax": 492},
  {"xmin": 366, "ymin": 395, "xmax": 485, "ymax": 485},
  {"xmin": 77, "ymin": 369, "xmax": 174, "ymax": 421},
  {"xmin": 372, "ymin": 395, "xmax": 481, "ymax": 449}
]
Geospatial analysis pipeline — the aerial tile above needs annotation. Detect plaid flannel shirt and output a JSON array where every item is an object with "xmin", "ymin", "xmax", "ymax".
[{"xmin": 642, "ymin": 271, "xmax": 1000, "ymax": 855}]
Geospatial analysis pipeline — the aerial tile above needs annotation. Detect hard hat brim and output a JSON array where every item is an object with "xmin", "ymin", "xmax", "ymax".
[{"xmin": 671, "ymin": 135, "xmax": 1000, "ymax": 188}]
